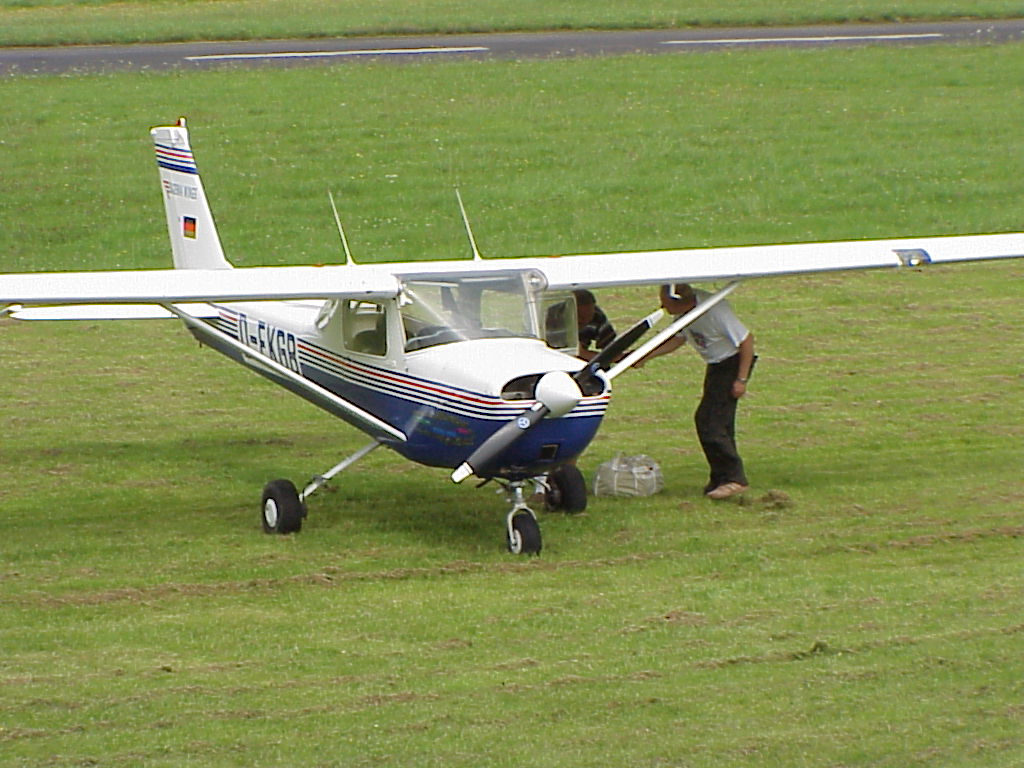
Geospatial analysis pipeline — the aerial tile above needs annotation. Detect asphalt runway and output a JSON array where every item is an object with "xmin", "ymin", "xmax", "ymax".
[{"xmin": 2, "ymin": 18, "xmax": 1023, "ymax": 75}]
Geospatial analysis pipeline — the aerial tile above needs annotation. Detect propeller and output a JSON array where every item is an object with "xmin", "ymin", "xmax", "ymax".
[
  {"xmin": 450, "ymin": 309, "xmax": 664, "ymax": 484},
  {"xmin": 451, "ymin": 370, "xmax": 581, "ymax": 483}
]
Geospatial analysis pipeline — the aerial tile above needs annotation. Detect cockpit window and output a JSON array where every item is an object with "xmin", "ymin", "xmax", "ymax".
[
  {"xmin": 400, "ymin": 271, "xmax": 542, "ymax": 351},
  {"xmin": 342, "ymin": 299, "xmax": 388, "ymax": 356}
]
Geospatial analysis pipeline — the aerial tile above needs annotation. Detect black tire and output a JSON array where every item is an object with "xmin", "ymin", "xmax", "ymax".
[
  {"xmin": 545, "ymin": 464, "xmax": 588, "ymax": 513},
  {"xmin": 507, "ymin": 511, "xmax": 542, "ymax": 556},
  {"xmin": 261, "ymin": 479, "xmax": 305, "ymax": 534}
]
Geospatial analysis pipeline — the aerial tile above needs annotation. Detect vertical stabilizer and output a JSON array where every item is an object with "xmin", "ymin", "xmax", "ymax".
[{"xmin": 151, "ymin": 119, "xmax": 232, "ymax": 270}]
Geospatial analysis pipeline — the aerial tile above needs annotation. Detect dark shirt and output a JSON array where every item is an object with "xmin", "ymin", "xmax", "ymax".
[{"xmin": 579, "ymin": 306, "xmax": 616, "ymax": 350}]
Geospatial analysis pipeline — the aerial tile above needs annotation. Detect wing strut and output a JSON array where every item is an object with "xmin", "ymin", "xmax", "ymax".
[
  {"xmin": 604, "ymin": 281, "xmax": 741, "ymax": 381},
  {"xmin": 162, "ymin": 304, "xmax": 406, "ymax": 443}
]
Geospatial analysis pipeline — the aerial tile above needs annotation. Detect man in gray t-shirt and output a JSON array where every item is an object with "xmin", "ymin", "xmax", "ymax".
[{"xmin": 640, "ymin": 284, "xmax": 756, "ymax": 500}]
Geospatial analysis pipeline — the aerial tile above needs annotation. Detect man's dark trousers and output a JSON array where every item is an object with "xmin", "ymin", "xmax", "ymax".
[{"xmin": 695, "ymin": 353, "xmax": 747, "ymax": 492}]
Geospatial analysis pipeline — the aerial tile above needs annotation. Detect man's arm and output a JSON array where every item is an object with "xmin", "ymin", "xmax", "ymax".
[
  {"xmin": 732, "ymin": 333, "xmax": 755, "ymax": 398},
  {"xmin": 635, "ymin": 334, "xmax": 686, "ymax": 367}
]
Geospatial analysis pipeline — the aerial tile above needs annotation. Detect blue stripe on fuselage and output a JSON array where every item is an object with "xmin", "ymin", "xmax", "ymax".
[
  {"xmin": 213, "ymin": 309, "xmax": 607, "ymax": 477},
  {"xmin": 298, "ymin": 345, "xmax": 605, "ymax": 474}
]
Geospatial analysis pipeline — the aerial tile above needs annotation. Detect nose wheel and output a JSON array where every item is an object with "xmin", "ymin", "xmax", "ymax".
[
  {"xmin": 502, "ymin": 481, "xmax": 542, "ymax": 555},
  {"xmin": 507, "ymin": 509, "xmax": 542, "ymax": 555}
]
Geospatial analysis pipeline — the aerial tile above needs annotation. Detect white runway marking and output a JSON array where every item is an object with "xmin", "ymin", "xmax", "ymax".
[
  {"xmin": 186, "ymin": 46, "xmax": 488, "ymax": 62},
  {"xmin": 662, "ymin": 33, "xmax": 944, "ymax": 47}
]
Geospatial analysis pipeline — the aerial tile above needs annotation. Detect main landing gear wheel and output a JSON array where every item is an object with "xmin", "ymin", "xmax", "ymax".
[
  {"xmin": 261, "ymin": 479, "xmax": 305, "ymax": 534},
  {"xmin": 544, "ymin": 464, "xmax": 588, "ymax": 514},
  {"xmin": 507, "ymin": 510, "xmax": 542, "ymax": 556}
]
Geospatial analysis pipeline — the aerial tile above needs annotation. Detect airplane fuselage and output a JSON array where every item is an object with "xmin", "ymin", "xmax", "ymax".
[{"xmin": 198, "ymin": 296, "xmax": 610, "ymax": 480}]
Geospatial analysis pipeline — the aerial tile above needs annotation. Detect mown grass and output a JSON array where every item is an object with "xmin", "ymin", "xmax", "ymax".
[
  {"xmin": 2, "ymin": 43, "xmax": 1024, "ymax": 766},
  {"xmin": 0, "ymin": 0, "xmax": 1023, "ymax": 46},
  {"xmin": 2, "ymin": 44, "xmax": 1023, "ymax": 272}
]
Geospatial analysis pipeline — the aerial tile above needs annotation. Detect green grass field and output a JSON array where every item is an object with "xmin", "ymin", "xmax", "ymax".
[
  {"xmin": 1, "ymin": 0, "xmax": 1024, "ymax": 46},
  {"xmin": 2, "ymin": 38, "xmax": 1024, "ymax": 768}
]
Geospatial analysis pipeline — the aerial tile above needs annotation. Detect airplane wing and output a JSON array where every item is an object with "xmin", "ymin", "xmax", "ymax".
[
  {"xmin": 1, "ymin": 232, "xmax": 1022, "ymax": 311},
  {"xmin": 517, "ymin": 231, "xmax": 1024, "ymax": 291}
]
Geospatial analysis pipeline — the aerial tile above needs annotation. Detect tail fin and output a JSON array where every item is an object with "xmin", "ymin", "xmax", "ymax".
[{"xmin": 151, "ymin": 118, "xmax": 232, "ymax": 270}]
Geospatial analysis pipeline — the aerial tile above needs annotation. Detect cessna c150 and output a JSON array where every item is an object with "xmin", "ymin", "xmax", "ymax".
[{"xmin": 2, "ymin": 119, "xmax": 1022, "ymax": 554}]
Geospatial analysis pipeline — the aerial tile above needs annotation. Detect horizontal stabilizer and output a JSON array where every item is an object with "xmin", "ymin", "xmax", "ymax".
[{"xmin": 8, "ymin": 303, "xmax": 218, "ymax": 321}]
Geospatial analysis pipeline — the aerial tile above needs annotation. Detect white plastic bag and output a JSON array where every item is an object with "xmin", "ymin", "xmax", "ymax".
[{"xmin": 593, "ymin": 454, "xmax": 664, "ymax": 497}]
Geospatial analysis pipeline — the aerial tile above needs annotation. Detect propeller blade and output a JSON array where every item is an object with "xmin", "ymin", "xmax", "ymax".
[
  {"xmin": 451, "ymin": 402, "xmax": 548, "ymax": 483},
  {"xmin": 605, "ymin": 282, "xmax": 739, "ymax": 381},
  {"xmin": 574, "ymin": 308, "xmax": 663, "ymax": 380}
]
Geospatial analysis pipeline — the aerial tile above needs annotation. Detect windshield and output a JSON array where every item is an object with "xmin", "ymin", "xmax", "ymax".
[{"xmin": 400, "ymin": 271, "xmax": 542, "ymax": 351}]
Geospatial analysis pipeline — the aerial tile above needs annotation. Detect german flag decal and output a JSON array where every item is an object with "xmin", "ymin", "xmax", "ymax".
[{"xmin": 183, "ymin": 216, "xmax": 197, "ymax": 239}]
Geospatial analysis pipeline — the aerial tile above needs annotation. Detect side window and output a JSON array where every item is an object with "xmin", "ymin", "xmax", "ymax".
[
  {"xmin": 541, "ymin": 292, "xmax": 578, "ymax": 352},
  {"xmin": 343, "ymin": 300, "xmax": 388, "ymax": 356}
]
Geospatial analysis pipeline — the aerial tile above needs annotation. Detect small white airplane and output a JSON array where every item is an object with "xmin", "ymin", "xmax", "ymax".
[{"xmin": 2, "ymin": 119, "xmax": 1022, "ymax": 554}]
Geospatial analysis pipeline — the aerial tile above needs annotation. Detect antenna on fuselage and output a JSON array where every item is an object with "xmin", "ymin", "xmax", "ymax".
[
  {"xmin": 455, "ymin": 187, "xmax": 483, "ymax": 261},
  {"xmin": 327, "ymin": 189, "xmax": 355, "ymax": 265}
]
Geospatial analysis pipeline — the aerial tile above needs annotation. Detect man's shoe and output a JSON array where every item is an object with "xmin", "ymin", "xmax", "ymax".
[{"xmin": 706, "ymin": 482, "xmax": 749, "ymax": 500}]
